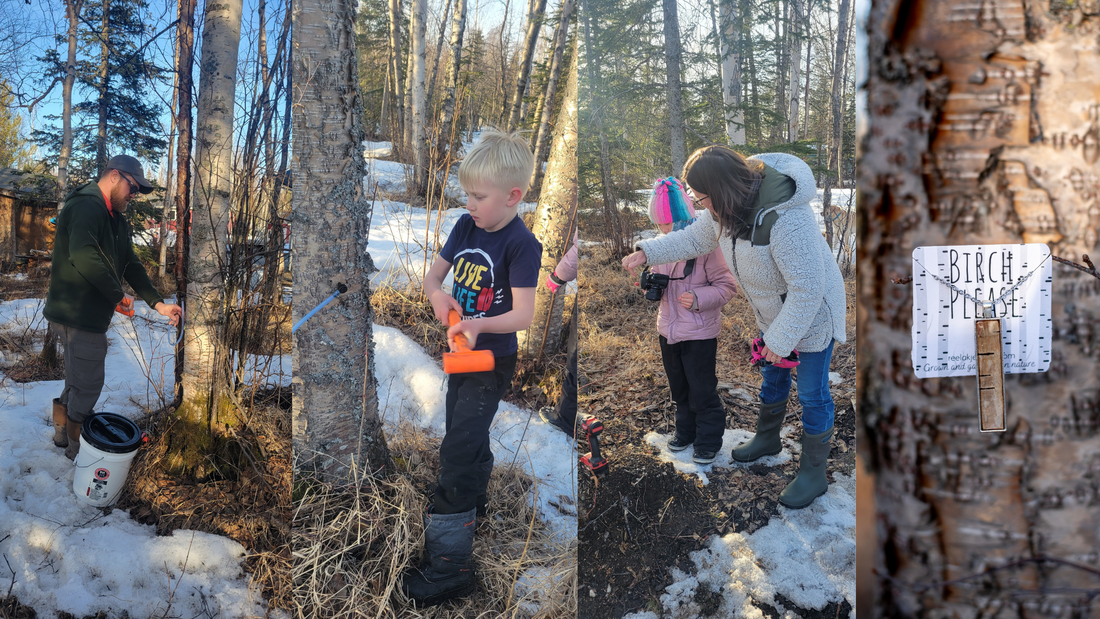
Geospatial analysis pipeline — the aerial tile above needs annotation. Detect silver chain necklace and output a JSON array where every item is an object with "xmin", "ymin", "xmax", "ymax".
[
  {"xmin": 914, "ymin": 253, "xmax": 1051, "ymax": 311},
  {"xmin": 914, "ymin": 251, "xmax": 1051, "ymax": 433}
]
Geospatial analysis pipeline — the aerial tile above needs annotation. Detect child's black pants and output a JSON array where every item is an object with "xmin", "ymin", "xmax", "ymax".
[
  {"xmin": 658, "ymin": 336, "xmax": 726, "ymax": 453},
  {"xmin": 434, "ymin": 353, "xmax": 518, "ymax": 514}
]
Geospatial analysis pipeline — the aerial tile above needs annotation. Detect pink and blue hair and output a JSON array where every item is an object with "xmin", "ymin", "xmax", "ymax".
[{"xmin": 648, "ymin": 177, "xmax": 696, "ymax": 231}]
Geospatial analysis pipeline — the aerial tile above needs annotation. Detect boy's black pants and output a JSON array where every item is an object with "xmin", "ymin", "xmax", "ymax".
[
  {"xmin": 434, "ymin": 353, "xmax": 518, "ymax": 515},
  {"xmin": 658, "ymin": 336, "xmax": 726, "ymax": 453}
]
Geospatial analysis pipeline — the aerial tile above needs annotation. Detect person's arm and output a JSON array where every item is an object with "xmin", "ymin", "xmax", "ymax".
[
  {"xmin": 761, "ymin": 212, "xmax": 825, "ymax": 358},
  {"xmin": 447, "ymin": 287, "xmax": 536, "ymax": 349},
  {"xmin": 623, "ymin": 210, "xmax": 720, "ymax": 275},
  {"xmin": 690, "ymin": 249, "xmax": 738, "ymax": 311},
  {"xmin": 424, "ymin": 256, "xmax": 462, "ymax": 325}
]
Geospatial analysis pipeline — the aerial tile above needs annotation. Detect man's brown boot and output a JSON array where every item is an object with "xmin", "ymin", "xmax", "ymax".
[
  {"xmin": 64, "ymin": 418, "xmax": 82, "ymax": 461},
  {"xmin": 52, "ymin": 399, "xmax": 68, "ymax": 448}
]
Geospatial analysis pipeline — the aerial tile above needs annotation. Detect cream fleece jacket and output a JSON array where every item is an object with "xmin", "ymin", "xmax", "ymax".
[{"xmin": 635, "ymin": 153, "xmax": 846, "ymax": 357}]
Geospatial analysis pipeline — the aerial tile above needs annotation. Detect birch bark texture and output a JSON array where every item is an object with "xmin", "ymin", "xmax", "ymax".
[
  {"xmin": 531, "ymin": 0, "xmax": 575, "ymax": 191},
  {"xmin": 860, "ymin": 0, "xmax": 1100, "ymax": 616},
  {"xmin": 410, "ymin": 0, "xmax": 428, "ymax": 194},
  {"xmin": 57, "ymin": 0, "xmax": 83, "ymax": 208},
  {"xmin": 717, "ymin": 0, "xmax": 744, "ymax": 145},
  {"xmin": 181, "ymin": 0, "xmax": 242, "ymax": 419},
  {"xmin": 293, "ymin": 0, "xmax": 389, "ymax": 479},
  {"xmin": 519, "ymin": 38, "xmax": 577, "ymax": 361},
  {"xmin": 437, "ymin": 0, "xmax": 468, "ymax": 155}
]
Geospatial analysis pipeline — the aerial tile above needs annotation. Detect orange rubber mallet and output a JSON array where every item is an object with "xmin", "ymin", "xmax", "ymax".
[
  {"xmin": 115, "ymin": 296, "xmax": 134, "ymax": 317},
  {"xmin": 443, "ymin": 309, "xmax": 495, "ymax": 374}
]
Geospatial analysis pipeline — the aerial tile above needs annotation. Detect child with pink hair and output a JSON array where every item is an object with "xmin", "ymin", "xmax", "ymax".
[{"xmin": 646, "ymin": 178, "xmax": 738, "ymax": 463}]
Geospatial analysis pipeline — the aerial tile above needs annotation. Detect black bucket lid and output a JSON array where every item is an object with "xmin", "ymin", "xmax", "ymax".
[{"xmin": 81, "ymin": 413, "xmax": 143, "ymax": 454}]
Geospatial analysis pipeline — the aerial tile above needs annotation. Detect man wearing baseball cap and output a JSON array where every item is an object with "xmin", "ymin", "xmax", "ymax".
[{"xmin": 43, "ymin": 154, "xmax": 183, "ymax": 460}]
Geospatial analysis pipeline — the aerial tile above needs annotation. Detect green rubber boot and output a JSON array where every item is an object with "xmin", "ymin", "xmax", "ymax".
[
  {"xmin": 779, "ymin": 428, "xmax": 833, "ymax": 509},
  {"xmin": 731, "ymin": 398, "xmax": 788, "ymax": 462}
]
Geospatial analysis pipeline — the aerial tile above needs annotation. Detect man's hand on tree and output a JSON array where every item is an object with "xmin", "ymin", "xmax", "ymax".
[{"xmin": 154, "ymin": 302, "xmax": 183, "ymax": 326}]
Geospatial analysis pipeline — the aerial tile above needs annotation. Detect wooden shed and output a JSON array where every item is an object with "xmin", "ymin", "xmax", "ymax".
[{"xmin": 0, "ymin": 169, "xmax": 56, "ymax": 268}]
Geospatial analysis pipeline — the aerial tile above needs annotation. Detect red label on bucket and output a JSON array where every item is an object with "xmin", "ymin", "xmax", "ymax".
[{"xmin": 95, "ymin": 468, "xmax": 110, "ymax": 480}]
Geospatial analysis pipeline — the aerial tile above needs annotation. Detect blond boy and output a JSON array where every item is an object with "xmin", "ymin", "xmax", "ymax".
[{"xmin": 403, "ymin": 129, "xmax": 543, "ymax": 607}]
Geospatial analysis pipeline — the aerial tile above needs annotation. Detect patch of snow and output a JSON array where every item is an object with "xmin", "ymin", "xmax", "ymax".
[
  {"xmin": 829, "ymin": 371, "xmax": 842, "ymax": 386},
  {"xmin": 364, "ymin": 140, "xmax": 392, "ymax": 158},
  {"xmin": 624, "ymin": 474, "xmax": 855, "ymax": 619},
  {"xmin": 644, "ymin": 429, "xmax": 794, "ymax": 486},
  {"xmin": 373, "ymin": 324, "xmax": 577, "ymax": 540},
  {"xmin": 0, "ymin": 297, "xmax": 283, "ymax": 618}
]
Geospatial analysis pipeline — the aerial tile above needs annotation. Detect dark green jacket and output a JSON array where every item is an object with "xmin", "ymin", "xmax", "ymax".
[
  {"xmin": 737, "ymin": 163, "xmax": 797, "ymax": 245},
  {"xmin": 43, "ymin": 182, "xmax": 163, "ymax": 333}
]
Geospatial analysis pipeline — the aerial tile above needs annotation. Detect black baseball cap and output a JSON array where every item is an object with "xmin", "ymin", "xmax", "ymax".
[{"xmin": 105, "ymin": 154, "xmax": 154, "ymax": 194}]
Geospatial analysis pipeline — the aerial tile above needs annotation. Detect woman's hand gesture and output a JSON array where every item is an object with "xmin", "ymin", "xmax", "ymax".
[{"xmin": 622, "ymin": 250, "xmax": 647, "ymax": 276}]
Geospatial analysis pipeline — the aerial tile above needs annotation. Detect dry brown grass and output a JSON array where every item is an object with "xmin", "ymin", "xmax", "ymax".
[{"xmin": 292, "ymin": 422, "xmax": 577, "ymax": 619}]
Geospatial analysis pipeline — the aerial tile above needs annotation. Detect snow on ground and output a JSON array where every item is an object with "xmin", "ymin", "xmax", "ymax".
[
  {"xmin": 365, "ymin": 141, "xmax": 392, "ymax": 158},
  {"xmin": 644, "ymin": 429, "xmax": 795, "ymax": 486},
  {"xmin": 623, "ymin": 473, "xmax": 856, "ymax": 619},
  {"xmin": 0, "ymin": 297, "xmax": 289, "ymax": 618},
  {"xmin": 372, "ymin": 324, "xmax": 577, "ymax": 540}
]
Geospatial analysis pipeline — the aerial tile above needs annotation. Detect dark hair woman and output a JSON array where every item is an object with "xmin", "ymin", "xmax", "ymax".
[{"xmin": 622, "ymin": 146, "xmax": 847, "ymax": 509}]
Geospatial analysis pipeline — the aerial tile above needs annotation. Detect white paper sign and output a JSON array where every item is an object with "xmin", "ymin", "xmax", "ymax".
[{"xmin": 912, "ymin": 244, "xmax": 1052, "ymax": 378}]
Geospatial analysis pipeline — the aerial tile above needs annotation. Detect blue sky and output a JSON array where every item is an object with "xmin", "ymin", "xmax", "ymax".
[{"xmin": 15, "ymin": 0, "xmax": 287, "ymax": 180}]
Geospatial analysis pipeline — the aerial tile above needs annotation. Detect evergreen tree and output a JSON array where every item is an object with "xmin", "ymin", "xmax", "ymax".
[{"xmin": 32, "ymin": 0, "xmax": 167, "ymax": 184}]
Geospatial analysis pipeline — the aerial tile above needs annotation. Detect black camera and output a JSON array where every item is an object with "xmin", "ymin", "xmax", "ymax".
[{"xmin": 639, "ymin": 267, "xmax": 670, "ymax": 301}]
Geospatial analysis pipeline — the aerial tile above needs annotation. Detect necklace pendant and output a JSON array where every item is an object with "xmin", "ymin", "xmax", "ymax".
[{"xmin": 976, "ymin": 302, "xmax": 1006, "ymax": 432}]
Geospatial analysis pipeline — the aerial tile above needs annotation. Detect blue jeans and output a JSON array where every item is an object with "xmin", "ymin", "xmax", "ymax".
[{"xmin": 759, "ymin": 338, "xmax": 835, "ymax": 435}]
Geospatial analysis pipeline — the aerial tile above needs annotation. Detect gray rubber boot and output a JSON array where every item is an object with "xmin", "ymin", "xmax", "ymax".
[
  {"xmin": 731, "ymin": 398, "xmax": 788, "ymax": 462},
  {"xmin": 402, "ymin": 507, "xmax": 477, "ymax": 607},
  {"xmin": 779, "ymin": 427, "xmax": 833, "ymax": 509}
]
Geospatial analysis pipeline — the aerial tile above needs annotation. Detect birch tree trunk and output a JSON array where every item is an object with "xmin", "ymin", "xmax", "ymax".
[
  {"xmin": 787, "ymin": 0, "xmax": 801, "ymax": 142},
  {"xmin": 860, "ymin": 0, "xmax": 1100, "ymax": 616},
  {"xmin": 95, "ymin": 0, "xmax": 110, "ymax": 177},
  {"xmin": 531, "ymin": 0, "xmax": 575, "ymax": 191},
  {"xmin": 772, "ymin": 0, "xmax": 786, "ymax": 143},
  {"xmin": 167, "ymin": 0, "xmax": 242, "ymax": 477},
  {"xmin": 410, "ymin": 0, "xmax": 428, "ymax": 195},
  {"xmin": 172, "ymin": 0, "xmax": 197, "ymax": 403},
  {"xmin": 718, "ymin": 0, "xmax": 744, "ymax": 145},
  {"xmin": 518, "ymin": 38, "xmax": 577, "ymax": 361},
  {"xmin": 506, "ymin": 0, "xmax": 548, "ymax": 131},
  {"xmin": 662, "ymin": 0, "xmax": 685, "ymax": 175},
  {"xmin": 57, "ymin": 0, "xmax": 83, "ymax": 208},
  {"xmin": 293, "ymin": 0, "xmax": 390, "ymax": 479},
  {"xmin": 437, "ymin": 0, "xmax": 467, "ymax": 156},
  {"xmin": 388, "ymin": 0, "xmax": 406, "ymax": 148},
  {"xmin": 425, "ymin": 0, "xmax": 452, "ymax": 111},
  {"xmin": 827, "ymin": 0, "xmax": 850, "ymax": 182}
]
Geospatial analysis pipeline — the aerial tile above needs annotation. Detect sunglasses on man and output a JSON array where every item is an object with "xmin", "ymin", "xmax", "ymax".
[{"xmin": 118, "ymin": 171, "xmax": 140, "ymax": 196}]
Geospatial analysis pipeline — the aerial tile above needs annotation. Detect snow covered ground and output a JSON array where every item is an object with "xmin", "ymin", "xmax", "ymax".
[
  {"xmin": 0, "ymin": 298, "xmax": 289, "ymax": 618},
  {"xmin": 630, "ymin": 404, "xmax": 854, "ymax": 617},
  {"xmin": 622, "ymin": 474, "xmax": 855, "ymax": 619}
]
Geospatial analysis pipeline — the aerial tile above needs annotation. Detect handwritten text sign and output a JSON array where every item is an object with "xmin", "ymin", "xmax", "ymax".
[{"xmin": 912, "ymin": 244, "xmax": 1052, "ymax": 378}]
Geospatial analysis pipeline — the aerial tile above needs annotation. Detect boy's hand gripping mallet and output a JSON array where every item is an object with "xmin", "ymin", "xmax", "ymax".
[
  {"xmin": 443, "ymin": 309, "xmax": 495, "ymax": 374},
  {"xmin": 580, "ymin": 416, "xmax": 608, "ymax": 477}
]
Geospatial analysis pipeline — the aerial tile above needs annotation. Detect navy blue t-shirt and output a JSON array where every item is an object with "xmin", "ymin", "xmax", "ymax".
[{"xmin": 439, "ymin": 213, "xmax": 543, "ymax": 356}]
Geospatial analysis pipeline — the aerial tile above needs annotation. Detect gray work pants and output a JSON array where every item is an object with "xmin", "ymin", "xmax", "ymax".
[{"xmin": 50, "ymin": 322, "xmax": 108, "ymax": 423}]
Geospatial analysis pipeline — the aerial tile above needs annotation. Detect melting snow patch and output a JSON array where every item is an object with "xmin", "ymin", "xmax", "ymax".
[
  {"xmin": 624, "ymin": 473, "xmax": 855, "ymax": 619},
  {"xmin": 645, "ymin": 428, "xmax": 794, "ymax": 485}
]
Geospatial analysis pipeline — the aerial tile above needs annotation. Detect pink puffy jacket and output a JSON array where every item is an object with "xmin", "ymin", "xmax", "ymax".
[{"xmin": 653, "ymin": 246, "xmax": 738, "ymax": 344}]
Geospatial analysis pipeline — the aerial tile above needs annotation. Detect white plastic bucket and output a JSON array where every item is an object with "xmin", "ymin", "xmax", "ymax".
[{"xmin": 72, "ymin": 412, "xmax": 145, "ymax": 507}]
